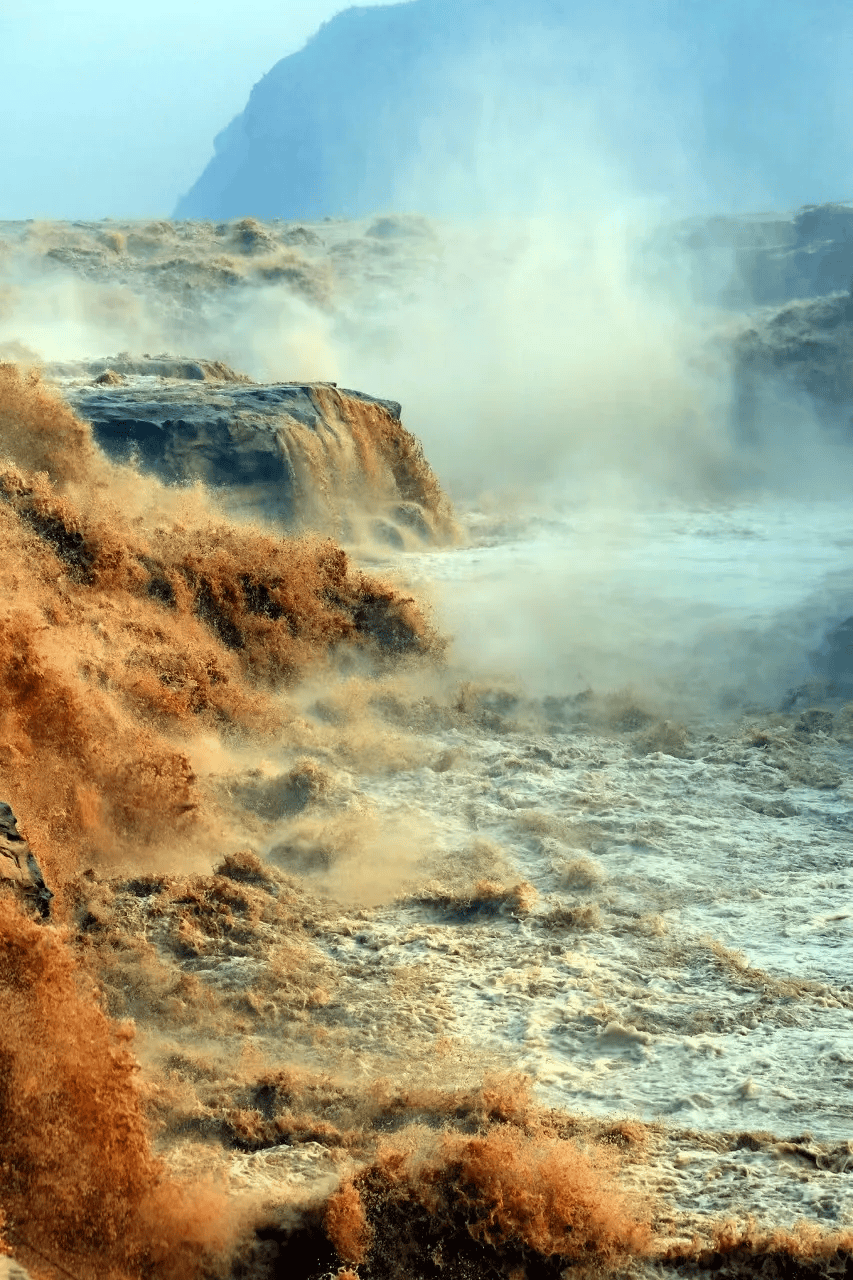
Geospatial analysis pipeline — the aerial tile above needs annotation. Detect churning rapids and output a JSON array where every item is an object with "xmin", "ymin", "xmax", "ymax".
[{"xmin": 2, "ymin": 215, "xmax": 853, "ymax": 1280}]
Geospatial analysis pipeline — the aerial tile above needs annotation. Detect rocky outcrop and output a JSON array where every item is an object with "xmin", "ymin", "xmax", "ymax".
[
  {"xmin": 55, "ymin": 358, "xmax": 454, "ymax": 544},
  {"xmin": 671, "ymin": 203, "xmax": 853, "ymax": 307},
  {"xmin": 663, "ymin": 204, "xmax": 853, "ymax": 444},
  {"xmin": 0, "ymin": 802, "xmax": 53, "ymax": 919},
  {"xmin": 730, "ymin": 292, "xmax": 853, "ymax": 434},
  {"xmin": 745, "ymin": 204, "xmax": 853, "ymax": 304}
]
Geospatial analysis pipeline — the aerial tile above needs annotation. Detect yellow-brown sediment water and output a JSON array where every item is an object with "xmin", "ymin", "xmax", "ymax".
[{"xmin": 2, "ymin": 218, "xmax": 853, "ymax": 1280}]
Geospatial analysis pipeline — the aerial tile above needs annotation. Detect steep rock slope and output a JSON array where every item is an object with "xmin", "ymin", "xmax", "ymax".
[
  {"xmin": 174, "ymin": 0, "xmax": 853, "ymax": 221},
  {"xmin": 732, "ymin": 291, "xmax": 853, "ymax": 430},
  {"xmin": 668, "ymin": 203, "xmax": 853, "ymax": 307}
]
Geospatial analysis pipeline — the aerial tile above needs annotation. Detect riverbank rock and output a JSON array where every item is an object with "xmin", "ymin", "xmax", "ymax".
[
  {"xmin": 730, "ymin": 292, "xmax": 853, "ymax": 434},
  {"xmin": 0, "ymin": 802, "xmax": 53, "ymax": 919},
  {"xmin": 50, "ymin": 359, "xmax": 454, "ymax": 545},
  {"xmin": 670, "ymin": 202, "xmax": 853, "ymax": 306}
]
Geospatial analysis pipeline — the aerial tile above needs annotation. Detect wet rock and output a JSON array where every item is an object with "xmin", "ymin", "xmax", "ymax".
[
  {"xmin": 731, "ymin": 293, "xmax": 853, "ymax": 436},
  {"xmin": 740, "ymin": 203, "xmax": 853, "ymax": 303},
  {"xmin": 371, "ymin": 518, "xmax": 405, "ymax": 549},
  {"xmin": 0, "ymin": 802, "xmax": 54, "ymax": 918},
  {"xmin": 393, "ymin": 500, "xmax": 433, "ymax": 540},
  {"xmin": 732, "ymin": 204, "xmax": 850, "ymax": 304},
  {"xmin": 53, "ymin": 366, "xmax": 449, "ymax": 540},
  {"xmin": 663, "ymin": 202, "xmax": 853, "ymax": 442},
  {"xmin": 740, "ymin": 795, "xmax": 799, "ymax": 818},
  {"xmin": 668, "ymin": 202, "xmax": 853, "ymax": 306}
]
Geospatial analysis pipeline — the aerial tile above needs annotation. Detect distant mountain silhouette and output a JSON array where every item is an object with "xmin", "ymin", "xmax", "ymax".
[{"xmin": 175, "ymin": 0, "xmax": 853, "ymax": 221}]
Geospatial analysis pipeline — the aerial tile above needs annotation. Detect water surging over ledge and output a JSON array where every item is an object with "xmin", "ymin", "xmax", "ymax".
[
  {"xmin": 0, "ymin": 363, "xmax": 441, "ymax": 901},
  {"xmin": 2, "ymin": 368, "xmax": 853, "ymax": 1280}
]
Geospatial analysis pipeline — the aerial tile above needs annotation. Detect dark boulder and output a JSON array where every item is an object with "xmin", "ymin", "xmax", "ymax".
[
  {"xmin": 0, "ymin": 802, "xmax": 53, "ymax": 919},
  {"xmin": 730, "ymin": 292, "xmax": 853, "ymax": 438}
]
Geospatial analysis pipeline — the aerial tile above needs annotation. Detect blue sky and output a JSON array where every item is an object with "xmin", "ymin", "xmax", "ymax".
[{"xmin": 0, "ymin": 1, "xmax": 391, "ymax": 219}]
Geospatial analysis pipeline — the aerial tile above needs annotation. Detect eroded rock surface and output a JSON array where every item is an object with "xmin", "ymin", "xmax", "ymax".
[
  {"xmin": 51, "ymin": 358, "xmax": 453, "ymax": 544},
  {"xmin": 731, "ymin": 292, "xmax": 853, "ymax": 432},
  {"xmin": 673, "ymin": 203, "xmax": 853, "ymax": 306},
  {"xmin": 0, "ymin": 802, "xmax": 53, "ymax": 919}
]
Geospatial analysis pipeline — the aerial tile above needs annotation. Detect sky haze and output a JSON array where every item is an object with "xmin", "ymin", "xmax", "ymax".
[{"xmin": 0, "ymin": 1, "xmax": 393, "ymax": 219}]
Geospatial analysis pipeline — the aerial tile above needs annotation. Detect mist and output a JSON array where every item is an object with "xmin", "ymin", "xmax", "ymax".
[
  {"xmin": 3, "ymin": 0, "xmax": 853, "ymax": 722},
  {"xmin": 2, "ymin": 208, "xmax": 842, "ymax": 507}
]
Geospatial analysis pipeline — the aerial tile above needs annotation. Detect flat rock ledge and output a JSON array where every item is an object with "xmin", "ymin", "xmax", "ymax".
[{"xmin": 49, "ymin": 356, "xmax": 454, "ymax": 546}]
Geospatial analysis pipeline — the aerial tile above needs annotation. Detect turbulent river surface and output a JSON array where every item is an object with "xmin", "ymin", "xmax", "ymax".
[
  {"xmin": 326, "ymin": 500, "xmax": 853, "ymax": 1218},
  {"xmin": 3, "ymin": 214, "xmax": 853, "ymax": 1279}
]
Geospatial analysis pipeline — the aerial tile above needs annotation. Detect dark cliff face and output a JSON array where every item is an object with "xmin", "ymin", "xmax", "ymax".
[
  {"xmin": 174, "ymin": 0, "xmax": 853, "ymax": 222},
  {"xmin": 668, "ymin": 204, "xmax": 853, "ymax": 308},
  {"xmin": 672, "ymin": 204, "xmax": 853, "ymax": 441},
  {"xmin": 742, "ymin": 205, "xmax": 853, "ymax": 305}
]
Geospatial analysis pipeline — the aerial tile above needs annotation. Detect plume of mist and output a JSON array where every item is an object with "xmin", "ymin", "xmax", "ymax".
[
  {"xmin": 4, "ymin": 213, "xmax": 850, "ymax": 714},
  {"xmin": 0, "ymin": 210, "xmax": 740, "ymax": 508},
  {"xmin": 3, "ymin": 6, "xmax": 852, "ymax": 720}
]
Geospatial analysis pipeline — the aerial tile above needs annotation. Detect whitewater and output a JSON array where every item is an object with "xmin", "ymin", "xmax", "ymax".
[
  {"xmin": 372, "ymin": 499, "xmax": 853, "ymax": 1127},
  {"xmin": 2, "ymin": 213, "xmax": 853, "ymax": 1278}
]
